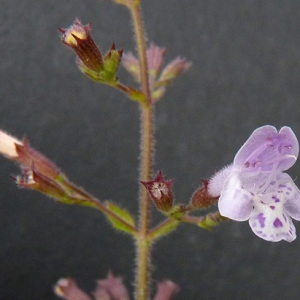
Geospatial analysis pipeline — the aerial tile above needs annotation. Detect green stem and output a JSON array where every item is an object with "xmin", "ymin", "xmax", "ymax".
[{"xmin": 128, "ymin": 1, "xmax": 153, "ymax": 299}]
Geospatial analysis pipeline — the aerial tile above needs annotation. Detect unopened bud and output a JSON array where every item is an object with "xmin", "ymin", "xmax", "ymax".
[
  {"xmin": 191, "ymin": 179, "xmax": 218, "ymax": 209},
  {"xmin": 54, "ymin": 278, "xmax": 91, "ymax": 300},
  {"xmin": 59, "ymin": 18, "xmax": 103, "ymax": 73},
  {"xmin": 154, "ymin": 280, "xmax": 180, "ymax": 300},
  {"xmin": 0, "ymin": 130, "xmax": 61, "ymax": 180},
  {"xmin": 141, "ymin": 171, "xmax": 174, "ymax": 213},
  {"xmin": 157, "ymin": 57, "xmax": 191, "ymax": 86}
]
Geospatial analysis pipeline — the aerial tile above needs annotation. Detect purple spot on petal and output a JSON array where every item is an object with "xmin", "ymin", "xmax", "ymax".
[
  {"xmin": 278, "ymin": 184, "xmax": 287, "ymax": 188},
  {"xmin": 257, "ymin": 213, "xmax": 265, "ymax": 228},
  {"xmin": 272, "ymin": 196, "xmax": 280, "ymax": 203},
  {"xmin": 287, "ymin": 187, "xmax": 293, "ymax": 192},
  {"xmin": 270, "ymin": 205, "xmax": 275, "ymax": 210},
  {"xmin": 270, "ymin": 181, "xmax": 276, "ymax": 185},
  {"xmin": 283, "ymin": 214, "xmax": 287, "ymax": 223},
  {"xmin": 273, "ymin": 218, "xmax": 283, "ymax": 228},
  {"xmin": 243, "ymin": 194, "xmax": 249, "ymax": 200},
  {"xmin": 286, "ymin": 192, "xmax": 290, "ymax": 195}
]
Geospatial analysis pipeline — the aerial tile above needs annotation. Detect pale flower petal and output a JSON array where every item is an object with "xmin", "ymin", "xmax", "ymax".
[
  {"xmin": 234, "ymin": 126, "xmax": 298, "ymax": 173},
  {"xmin": 0, "ymin": 130, "xmax": 22, "ymax": 158},
  {"xmin": 249, "ymin": 195, "xmax": 296, "ymax": 242},
  {"xmin": 218, "ymin": 173, "xmax": 253, "ymax": 221},
  {"xmin": 208, "ymin": 164, "xmax": 234, "ymax": 197}
]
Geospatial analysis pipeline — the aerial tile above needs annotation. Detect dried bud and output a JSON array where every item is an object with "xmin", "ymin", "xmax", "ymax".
[
  {"xmin": 14, "ymin": 166, "xmax": 66, "ymax": 199},
  {"xmin": 141, "ymin": 170, "xmax": 174, "ymax": 213},
  {"xmin": 191, "ymin": 179, "xmax": 219, "ymax": 209},
  {"xmin": 59, "ymin": 18, "xmax": 103, "ymax": 73}
]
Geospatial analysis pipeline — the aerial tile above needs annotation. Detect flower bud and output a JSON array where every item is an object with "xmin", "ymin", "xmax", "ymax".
[
  {"xmin": 54, "ymin": 278, "xmax": 91, "ymax": 300},
  {"xmin": 0, "ymin": 130, "xmax": 61, "ymax": 180},
  {"xmin": 154, "ymin": 280, "xmax": 180, "ymax": 300},
  {"xmin": 95, "ymin": 272, "xmax": 130, "ymax": 300},
  {"xmin": 157, "ymin": 57, "xmax": 191, "ymax": 86},
  {"xmin": 141, "ymin": 170, "xmax": 174, "ymax": 213},
  {"xmin": 191, "ymin": 179, "xmax": 218, "ymax": 209},
  {"xmin": 59, "ymin": 18, "xmax": 103, "ymax": 72}
]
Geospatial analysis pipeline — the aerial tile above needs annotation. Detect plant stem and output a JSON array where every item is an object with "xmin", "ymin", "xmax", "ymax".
[{"xmin": 129, "ymin": 1, "xmax": 153, "ymax": 299}]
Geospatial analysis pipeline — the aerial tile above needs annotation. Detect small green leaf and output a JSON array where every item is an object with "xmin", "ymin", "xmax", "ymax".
[{"xmin": 106, "ymin": 201, "xmax": 136, "ymax": 234}]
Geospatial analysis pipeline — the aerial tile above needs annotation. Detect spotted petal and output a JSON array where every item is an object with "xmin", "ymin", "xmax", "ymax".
[
  {"xmin": 218, "ymin": 172, "xmax": 254, "ymax": 221},
  {"xmin": 249, "ymin": 195, "xmax": 296, "ymax": 242},
  {"xmin": 279, "ymin": 173, "xmax": 300, "ymax": 221}
]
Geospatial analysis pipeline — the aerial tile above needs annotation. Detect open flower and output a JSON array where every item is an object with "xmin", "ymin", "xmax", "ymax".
[{"xmin": 208, "ymin": 125, "xmax": 300, "ymax": 242}]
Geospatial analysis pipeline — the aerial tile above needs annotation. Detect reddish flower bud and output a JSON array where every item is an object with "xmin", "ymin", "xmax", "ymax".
[
  {"xmin": 95, "ymin": 272, "xmax": 130, "ymax": 300},
  {"xmin": 59, "ymin": 18, "xmax": 103, "ymax": 72},
  {"xmin": 191, "ymin": 179, "xmax": 219, "ymax": 209},
  {"xmin": 157, "ymin": 57, "xmax": 191, "ymax": 86},
  {"xmin": 141, "ymin": 171, "xmax": 174, "ymax": 213},
  {"xmin": 54, "ymin": 278, "xmax": 91, "ymax": 300},
  {"xmin": 14, "ymin": 137, "xmax": 61, "ymax": 180},
  {"xmin": 154, "ymin": 280, "xmax": 180, "ymax": 300}
]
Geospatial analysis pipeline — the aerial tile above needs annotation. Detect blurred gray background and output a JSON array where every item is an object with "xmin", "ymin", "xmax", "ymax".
[{"xmin": 1, "ymin": 0, "xmax": 300, "ymax": 299}]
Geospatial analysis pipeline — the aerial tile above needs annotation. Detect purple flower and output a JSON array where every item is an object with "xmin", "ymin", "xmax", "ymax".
[{"xmin": 208, "ymin": 125, "xmax": 300, "ymax": 242}]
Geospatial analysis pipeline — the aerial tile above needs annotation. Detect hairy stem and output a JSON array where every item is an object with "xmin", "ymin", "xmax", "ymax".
[{"xmin": 129, "ymin": 1, "xmax": 153, "ymax": 299}]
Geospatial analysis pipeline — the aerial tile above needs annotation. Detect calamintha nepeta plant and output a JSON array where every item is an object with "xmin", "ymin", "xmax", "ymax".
[{"xmin": 1, "ymin": 1, "xmax": 300, "ymax": 300}]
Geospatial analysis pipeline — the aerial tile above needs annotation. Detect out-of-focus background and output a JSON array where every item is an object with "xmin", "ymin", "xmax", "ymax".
[{"xmin": 1, "ymin": 1, "xmax": 300, "ymax": 299}]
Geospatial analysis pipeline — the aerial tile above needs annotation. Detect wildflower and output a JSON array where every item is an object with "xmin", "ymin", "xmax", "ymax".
[{"xmin": 208, "ymin": 125, "xmax": 300, "ymax": 242}]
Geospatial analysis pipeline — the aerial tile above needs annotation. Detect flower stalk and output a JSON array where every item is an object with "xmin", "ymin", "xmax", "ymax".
[{"xmin": 125, "ymin": 1, "xmax": 154, "ymax": 299}]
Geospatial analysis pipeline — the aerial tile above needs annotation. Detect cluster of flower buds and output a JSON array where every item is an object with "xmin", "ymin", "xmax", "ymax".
[
  {"xmin": 54, "ymin": 272, "xmax": 179, "ymax": 300},
  {"xmin": 122, "ymin": 43, "xmax": 191, "ymax": 102},
  {"xmin": 59, "ymin": 19, "xmax": 123, "ymax": 86}
]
